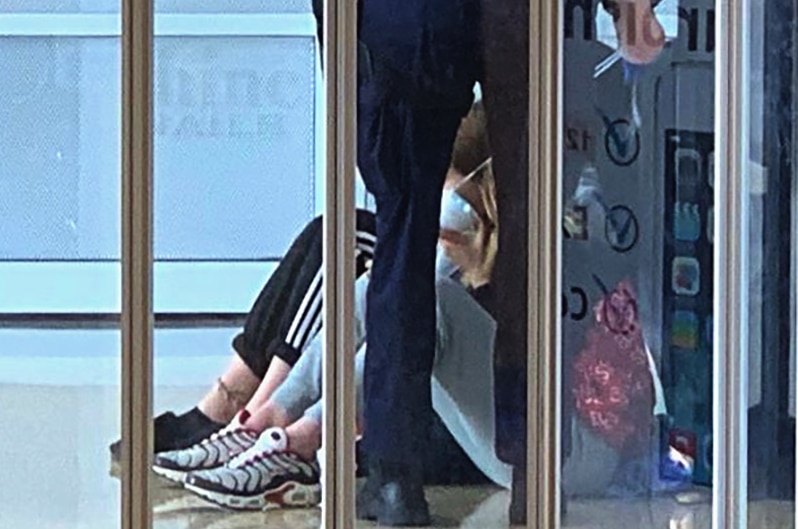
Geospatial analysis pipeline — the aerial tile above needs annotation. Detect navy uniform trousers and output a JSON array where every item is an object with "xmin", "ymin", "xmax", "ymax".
[
  {"xmin": 311, "ymin": 0, "xmax": 569, "ymax": 473},
  {"xmin": 312, "ymin": 0, "xmax": 481, "ymax": 467},
  {"xmin": 357, "ymin": 0, "xmax": 482, "ymax": 467}
]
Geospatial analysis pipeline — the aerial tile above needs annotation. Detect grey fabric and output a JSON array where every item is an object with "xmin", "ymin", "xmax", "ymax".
[
  {"xmin": 268, "ymin": 272, "xmax": 512, "ymax": 488},
  {"xmin": 301, "ymin": 345, "xmax": 366, "ymax": 425},
  {"xmin": 562, "ymin": 418, "xmax": 620, "ymax": 497},
  {"xmin": 431, "ymin": 276, "xmax": 512, "ymax": 488},
  {"xmin": 269, "ymin": 274, "xmax": 370, "ymax": 423}
]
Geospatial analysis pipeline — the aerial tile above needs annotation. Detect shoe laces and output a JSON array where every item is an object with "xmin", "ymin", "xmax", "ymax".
[
  {"xmin": 228, "ymin": 427, "xmax": 288, "ymax": 468},
  {"xmin": 195, "ymin": 410, "xmax": 252, "ymax": 448}
]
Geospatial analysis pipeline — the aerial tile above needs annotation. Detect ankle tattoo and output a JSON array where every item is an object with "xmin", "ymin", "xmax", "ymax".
[{"xmin": 215, "ymin": 377, "xmax": 249, "ymax": 411}]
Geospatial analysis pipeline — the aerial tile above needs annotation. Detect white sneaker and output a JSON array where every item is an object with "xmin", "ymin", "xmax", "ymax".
[
  {"xmin": 184, "ymin": 427, "xmax": 321, "ymax": 511},
  {"xmin": 152, "ymin": 410, "xmax": 257, "ymax": 484}
]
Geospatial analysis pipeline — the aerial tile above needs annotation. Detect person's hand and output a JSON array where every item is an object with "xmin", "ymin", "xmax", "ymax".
[{"xmin": 613, "ymin": 0, "xmax": 665, "ymax": 64}]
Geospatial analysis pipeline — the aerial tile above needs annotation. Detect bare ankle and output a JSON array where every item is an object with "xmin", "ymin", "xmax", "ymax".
[
  {"xmin": 284, "ymin": 420, "xmax": 322, "ymax": 461},
  {"xmin": 242, "ymin": 403, "xmax": 291, "ymax": 433},
  {"xmin": 198, "ymin": 377, "xmax": 251, "ymax": 423},
  {"xmin": 288, "ymin": 434, "xmax": 321, "ymax": 461}
]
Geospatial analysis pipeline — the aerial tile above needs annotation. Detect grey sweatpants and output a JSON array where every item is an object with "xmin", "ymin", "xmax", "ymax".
[
  {"xmin": 268, "ymin": 274, "xmax": 370, "ymax": 424},
  {"xmin": 268, "ymin": 273, "xmax": 513, "ymax": 487}
]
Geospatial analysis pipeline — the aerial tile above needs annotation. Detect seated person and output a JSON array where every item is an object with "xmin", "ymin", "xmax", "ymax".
[
  {"xmin": 152, "ymin": 156, "xmax": 505, "ymax": 511},
  {"xmin": 110, "ymin": 102, "xmax": 493, "ymax": 485},
  {"xmin": 109, "ymin": 212, "xmax": 376, "ymax": 458}
]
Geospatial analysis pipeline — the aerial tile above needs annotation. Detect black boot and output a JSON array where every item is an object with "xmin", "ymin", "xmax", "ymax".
[{"xmin": 356, "ymin": 460, "xmax": 431, "ymax": 527}]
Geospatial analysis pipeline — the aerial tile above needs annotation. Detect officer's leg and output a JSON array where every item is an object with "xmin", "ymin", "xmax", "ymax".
[{"xmin": 356, "ymin": 74, "xmax": 471, "ymax": 525}]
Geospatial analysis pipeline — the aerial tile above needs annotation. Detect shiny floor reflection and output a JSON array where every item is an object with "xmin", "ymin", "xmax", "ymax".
[
  {"xmin": 151, "ymin": 479, "xmax": 796, "ymax": 529},
  {"xmin": 1, "ymin": 384, "xmax": 794, "ymax": 529}
]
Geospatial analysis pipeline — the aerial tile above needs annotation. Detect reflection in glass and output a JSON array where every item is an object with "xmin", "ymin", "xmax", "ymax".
[
  {"xmin": 0, "ymin": 7, "xmax": 121, "ymax": 529},
  {"xmin": 149, "ymin": 3, "xmax": 326, "ymax": 528},
  {"xmin": 562, "ymin": 0, "xmax": 713, "ymax": 527},
  {"xmin": 563, "ymin": 0, "xmax": 798, "ymax": 527},
  {"xmin": 346, "ymin": 0, "xmax": 532, "ymax": 525},
  {"xmin": 153, "ymin": 36, "xmax": 316, "ymax": 259},
  {"xmin": 743, "ymin": 0, "xmax": 796, "ymax": 527}
]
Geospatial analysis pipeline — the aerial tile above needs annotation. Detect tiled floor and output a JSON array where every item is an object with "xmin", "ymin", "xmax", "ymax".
[{"xmin": 0, "ymin": 383, "xmax": 794, "ymax": 529}]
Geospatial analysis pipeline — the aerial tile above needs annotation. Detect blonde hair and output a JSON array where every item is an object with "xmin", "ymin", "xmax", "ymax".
[
  {"xmin": 450, "ymin": 100, "xmax": 490, "ymax": 177},
  {"xmin": 445, "ymin": 100, "xmax": 498, "ymax": 288},
  {"xmin": 457, "ymin": 158, "xmax": 498, "ymax": 288}
]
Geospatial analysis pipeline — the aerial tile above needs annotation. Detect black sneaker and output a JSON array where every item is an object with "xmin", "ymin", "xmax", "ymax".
[{"xmin": 109, "ymin": 409, "xmax": 224, "ymax": 476}]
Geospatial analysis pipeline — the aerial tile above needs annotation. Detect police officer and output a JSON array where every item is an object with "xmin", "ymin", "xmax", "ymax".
[
  {"xmin": 312, "ymin": 0, "xmax": 482, "ymax": 525},
  {"xmin": 310, "ymin": 0, "xmax": 663, "ymax": 525}
]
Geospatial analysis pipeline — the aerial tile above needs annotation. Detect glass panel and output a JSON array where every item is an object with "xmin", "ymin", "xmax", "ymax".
[
  {"xmin": 147, "ymin": 1, "xmax": 536, "ymax": 524},
  {"xmin": 0, "ymin": 6, "xmax": 122, "ymax": 529},
  {"xmin": 150, "ymin": 3, "xmax": 327, "ymax": 528},
  {"xmin": 0, "ymin": 1, "xmax": 117, "ymax": 13},
  {"xmin": 0, "ymin": 37, "xmax": 117, "ymax": 260},
  {"xmin": 561, "ymin": 0, "xmax": 714, "ymax": 526},
  {"xmin": 153, "ymin": 35, "xmax": 316, "ymax": 260},
  {"xmin": 0, "ymin": 330, "xmax": 121, "ymax": 529},
  {"xmin": 743, "ymin": 0, "xmax": 796, "ymax": 527},
  {"xmin": 351, "ymin": 1, "xmax": 528, "ymax": 528}
]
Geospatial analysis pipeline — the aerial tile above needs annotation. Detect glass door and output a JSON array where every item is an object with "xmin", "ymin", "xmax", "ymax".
[
  {"xmin": 559, "ymin": 0, "xmax": 716, "ymax": 526},
  {"xmin": 0, "ymin": 3, "xmax": 124, "ymax": 529},
  {"xmin": 557, "ymin": 1, "xmax": 798, "ymax": 528},
  {"xmin": 147, "ymin": 3, "xmax": 326, "ymax": 528},
  {"xmin": 0, "ymin": 2, "xmax": 130, "ymax": 528},
  {"xmin": 115, "ymin": 0, "xmax": 798, "ymax": 528},
  {"xmin": 736, "ymin": 0, "xmax": 796, "ymax": 526}
]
